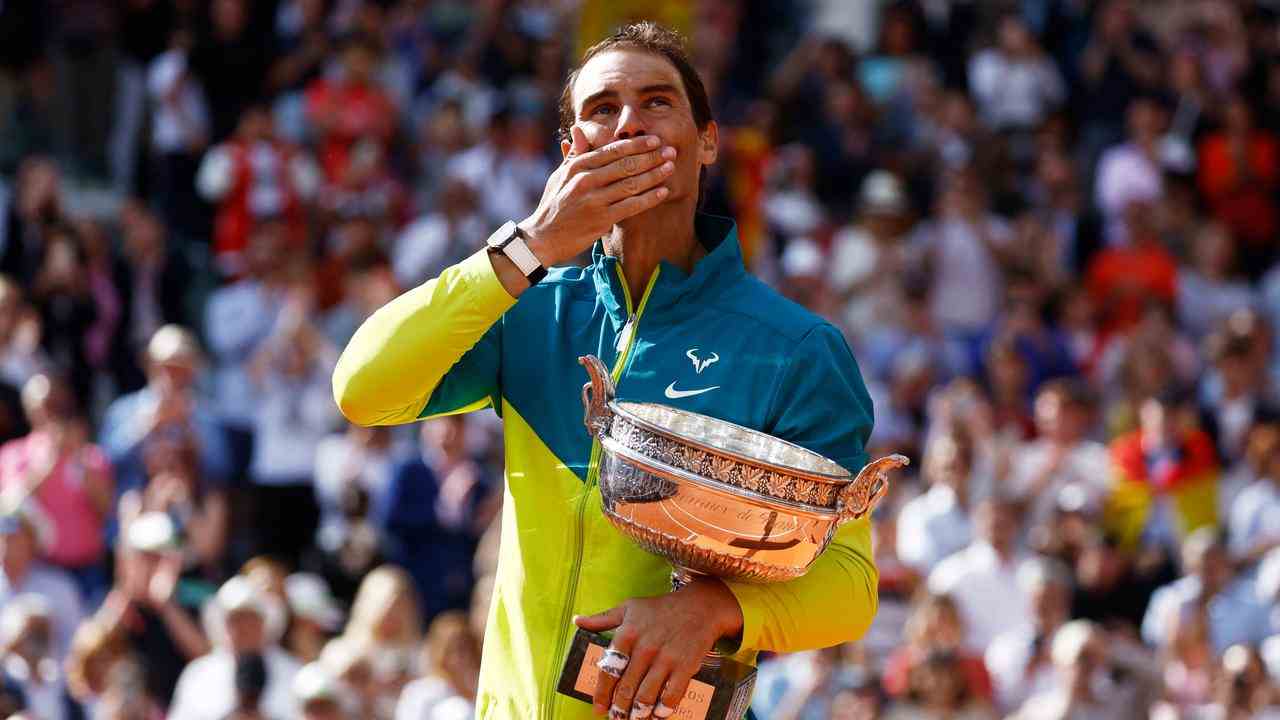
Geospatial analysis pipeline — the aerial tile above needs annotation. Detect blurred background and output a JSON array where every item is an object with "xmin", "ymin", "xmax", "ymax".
[{"xmin": 2, "ymin": 0, "xmax": 1280, "ymax": 718}]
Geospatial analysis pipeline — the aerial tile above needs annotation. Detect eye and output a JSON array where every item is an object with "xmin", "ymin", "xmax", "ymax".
[
  {"xmin": 590, "ymin": 104, "xmax": 617, "ymax": 118},
  {"xmin": 647, "ymin": 97, "xmax": 672, "ymax": 108}
]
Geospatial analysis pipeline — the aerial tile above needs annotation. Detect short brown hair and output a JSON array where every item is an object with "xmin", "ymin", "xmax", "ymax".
[{"xmin": 557, "ymin": 22, "xmax": 713, "ymax": 142}]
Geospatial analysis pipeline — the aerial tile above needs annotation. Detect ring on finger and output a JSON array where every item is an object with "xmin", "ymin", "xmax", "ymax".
[{"xmin": 596, "ymin": 648, "xmax": 630, "ymax": 678}]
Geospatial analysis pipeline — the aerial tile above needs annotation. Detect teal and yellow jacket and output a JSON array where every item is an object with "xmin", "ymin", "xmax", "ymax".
[{"xmin": 333, "ymin": 215, "xmax": 878, "ymax": 719}]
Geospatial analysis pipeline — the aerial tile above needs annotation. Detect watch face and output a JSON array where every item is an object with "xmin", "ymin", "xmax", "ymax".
[{"xmin": 488, "ymin": 221, "xmax": 518, "ymax": 249}]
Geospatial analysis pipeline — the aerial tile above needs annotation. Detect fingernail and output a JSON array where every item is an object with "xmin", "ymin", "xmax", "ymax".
[
  {"xmin": 610, "ymin": 705, "xmax": 628, "ymax": 720},
  {"xmin": 661, "ymin": 146, "xmax": 677, "ymax": 159},
  {"xmin": 632, "ymin": 702, "xmax": 654, "ymax": 719},
  {"xmin": 657, "ymin": 187, "xmax": 669, "ymax": 198},
  {"xmin": 654, "ymin": 704, "xmax": 675, "ymax": 719},
  {"xmin": 646, "ymin": 136, "xmax": 661, "ymax": 147},
  {"xmin": 660, "ymin": 161, "xmax": 674, "ymax": 173}
]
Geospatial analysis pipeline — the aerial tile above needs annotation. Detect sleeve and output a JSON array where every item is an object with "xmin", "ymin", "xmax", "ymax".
[
  {"xmin": 332, "ymin": 248, "xmax": 515, "ymax": 426},
  {"xmin": 723, "ymin": 324, "xmax": 878, "ymax": 653}
]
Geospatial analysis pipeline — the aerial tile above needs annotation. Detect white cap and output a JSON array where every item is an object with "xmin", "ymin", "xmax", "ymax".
[
  {"xmin": 319, "ymin": 636, "xmax": 368, "ymax": 677},
  {"xmin": 781, "ymin": 237, "xmax": 824, "ymax": 279},
  {"xmin": 126, "ymin": 512, "xmax": 180, "ymax": 553},
  {"xmin": 294, "ymin": 661, "xmax": 341, "ymax": 703},
  {"xmin": 285, "ymin": 573, "xmax": 344, "ymax": 631},
  {"xmin": 859, "ymin": 170, "xmax": 907, "ymax": 215},
  {"xmin": 0, "ymin": 594, "xmax": 51, "ymax": 645}
]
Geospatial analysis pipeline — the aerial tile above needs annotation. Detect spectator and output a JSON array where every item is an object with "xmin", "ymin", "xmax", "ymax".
[
  {"xmin": 63, "ymin": 619, "xmax": 130, "ymax": 716},
  {"xmin": 343, "ymin": 566, "xmax": 422, "ymax": 680},
  {"xmin": 317, "ymin": 636, "xmax": 379, "ymax": 720},
  {"xmin": 984, "ymin": 558, "xmax": 1074, "ymax": 712},
  {"xmin": 1008, "ymin": 620, "xmax": 1155, "ymax": 720},
  {"xmin": 394, "ymin": 611, "xmax": 479, "ymax": 720},
  {"xmin": 928, "ymin": 498, "xmax": 1033, "ymax": 651},
  {"xmin": 1197, "ymin": 95, "xmax": 1280, "ymax": 264},
  {"xmin": 294, "ymin": 661, "xmax": 356, "ymax": 720},
  {"xmin": 304, "ymin": 33, "xmax": 397, "ymax": 185},
  {"xmin": 1141, "ymin": 529, "xmax": 1273, "ymax": 655},
  {"xmin": 392, "ymin": 179, "xmax": 487, "ymax": 290},
  {"xmin": 382, "ymin": 417, "xmax": 496, "ymax": 618},
  {"xmin": 0, "ymin": 501, "xmax": 84, "ymax": 661},
  {"xmin": 1085, "ymin": 202, "xmax": 1179, "ymax": 338},
  {"xmin": 968, "ymin": 13, "xmax": 1065, "ymax": 133},
  {"xmin": 0, "ymin": 276, "xmax": 48, "ymax": 394},
  {"xmin": 1227, "ymin": 424, "xmax": 1280, "ymax": 566},
  {"xmin": 828, "ymin": 170, "xmax": 914, "ymax": 344},
  {"xmin": 245, "ymin": 287, "xmax": 342, "ymax": 569},
  {"xmin": 444, "ymin": 108, "xmax": 553, "ymax": 227},
  {"xmin": 146, "ymin": 27, "xmax": 211, "ymax": 240},
  {"xmin": 96, "ymin": 512, "xmax": 209, "ymax": 709},
  {"xmin": 195, "ymin": 104, "xmax": 321, "ymax": 278},
  {"xmin": 1104, "ymin": 389, "xmax": 1219, "ymax": 556},
  {"xmin": 1200, "ymin": 322, "xmax": 1280, "ymax": 467},
  {"xmin": 0, "ymin": 595, "xmax": 78, "ymax": 720},
  {"xmin": 1177, "ymin": 223, "xmax": 1257, "ymax": 343},
  {"xmin": 881, "ymin": 593, "xmax": 992, "ymax": 703},
  {"xmin": 187, "ymin": 0, "xmax": 271, "ymax": 142},
  {"xmin": 897, "ymin": 433, "xmax": 976, "ymax": 574},
  {"xmin": 282, "ymin": 573, "xmax": 344, "ymax": 664},
  {"xmin": 99, "ymin": 325, "xmax": 231, "ymax": 495},
  {"xmin": 28, "ymin": 224, "xmax": 97, "ymax": 402},
  {"xmin": 0, "ymin": 157, "xmax": 64, "ymax": 286},
  {"xmin": 168, "ymin": 576, "xmax": 299, "ymax": 720},
  {"xmin": 0, "ymin": 374, "xmax": 113, "ymax": 590},
  {"xmin": 883, "ymin": 649, "xmax": 996, "ymax": 720},
  {"xmin": 1094, "ymin": 96, "xmax": 1169, "ymax": 242}
]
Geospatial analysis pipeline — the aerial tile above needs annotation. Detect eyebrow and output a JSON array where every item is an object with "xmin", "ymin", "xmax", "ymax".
[{"xmin": 578, "ymin": 84, "xmax": 683, "ymax": 113}]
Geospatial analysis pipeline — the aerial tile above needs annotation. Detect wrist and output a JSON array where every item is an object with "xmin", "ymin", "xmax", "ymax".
[
  {"xmin": 516, "ymin": 218, "xmax": 555, "ymax": 267},
  {"xmin": 688, "ymin": 576, "xmax": 744, "ymax": 639}
]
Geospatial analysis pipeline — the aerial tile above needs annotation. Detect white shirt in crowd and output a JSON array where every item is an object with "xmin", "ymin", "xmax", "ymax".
[
  {"xmin": 896, "ymin": 484, "xmax": 974, "ymax": 574},
  {"xmin": 1228, "ymin": 478, "xmax": 1280, "ymax": 561},
  {"xmin": 928, "ymin": 541, "xmax": 1033, "ymax": 651},
  {"xmin": 204, "ymin": 280, "xmax": 284, "ymax": 429},
  {"xmin": 169, "ymin": 647, "xmax": 300, "ymax": 720},
  {"xmin": 1142, "ymin": 576, "xmax": 1275, "ymax": 654},
  {"xmin": 0, "ymin": 566, "xmax": 84, "ymax": 662},
  {"xmin": 968, "ymin": 48, "xmax": 1065, "ymax": 130},
  {"xmin": 913, "ymin": 216, "xmax": 1012, "ymax": 334},
  {"xmin": 1007, "ymin": 439, "xmax": 1111, "ymax": 528},
  {"xmin": 827, "ymin": 225, "xmax": 911, "ymax": 342},
  {"xmin": 1094, "ymin": 142, "xmax": 1162, "ymax": 240},
  {"xmin": 392, "ymin": 211, "xmax": 489, "ymax": 289},
  {"xmin": 146, "ymin": 49, "xmax": 210, "ymax": 154},
  {"xmin": 445, "ymin": 142, "xmax": 550, "ymax": 227},
  {"xmin": 985, "ymin": 624, "xmax": 1059, "ymax": 712},
  {"xmin": 395, "ymin": 676, "xmax": 475, "ymax": 720},
  {"xmin": 251, "ymin": 366, "xmax": 343, "ymax": 485}
]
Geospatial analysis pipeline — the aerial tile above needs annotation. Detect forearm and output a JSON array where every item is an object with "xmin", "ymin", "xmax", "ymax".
[
  {"xmin": 724, "ymin": 519, "xmax": 878, "ymax": 653},
  {"xmin": 333, "ymin": 248, "xmax": 515, "ymax": 426},
  {"xmin": 158, "ymin": 601, "xmax": 210, "ymax": 659}
]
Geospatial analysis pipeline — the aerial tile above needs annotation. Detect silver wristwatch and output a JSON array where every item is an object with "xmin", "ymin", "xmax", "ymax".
[{"xmin": 486, "ymin": 221, "xmax": 547, "ymax": 285}]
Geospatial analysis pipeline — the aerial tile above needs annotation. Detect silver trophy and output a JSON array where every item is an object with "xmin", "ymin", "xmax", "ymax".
[{"xmin": 558, "ymin": 355, "xmax": 906, "ymax": 720}]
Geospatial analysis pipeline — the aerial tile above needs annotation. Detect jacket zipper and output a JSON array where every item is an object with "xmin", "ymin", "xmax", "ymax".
[{"xmin": 545, "ymin": 264, "xmax": 661, "ymax": 717}]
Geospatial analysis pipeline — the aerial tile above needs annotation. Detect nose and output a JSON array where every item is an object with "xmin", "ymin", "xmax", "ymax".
[{"xmin": 614, "ymin": 104, "xmax": 646, "ymax": 139}]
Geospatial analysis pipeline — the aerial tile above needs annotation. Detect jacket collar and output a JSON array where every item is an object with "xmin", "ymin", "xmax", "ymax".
[{"xmin": 590, "ymin": 213, "xmax": 743, "ymax": 329}]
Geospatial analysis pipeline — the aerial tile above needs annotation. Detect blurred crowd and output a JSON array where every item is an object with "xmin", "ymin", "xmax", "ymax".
[{"xmin": 3, "ymin": 0, "xmax": 1280, "ymax": 719}]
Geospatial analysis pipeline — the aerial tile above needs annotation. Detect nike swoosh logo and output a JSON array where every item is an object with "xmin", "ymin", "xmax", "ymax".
[{"xmin": 664, "ymin": 382, "xmax": 720, "ymax": 399}]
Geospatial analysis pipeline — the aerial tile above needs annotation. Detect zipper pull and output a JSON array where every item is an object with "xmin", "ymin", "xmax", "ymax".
[{"xmin": 616, "ymin": 315, "xmax": 635, "ymax": 353}]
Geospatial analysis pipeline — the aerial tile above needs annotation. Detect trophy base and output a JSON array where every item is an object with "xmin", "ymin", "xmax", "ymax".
[{"xmin": 557, "ymin": 628, "xmax": 756, "ymax": 720}]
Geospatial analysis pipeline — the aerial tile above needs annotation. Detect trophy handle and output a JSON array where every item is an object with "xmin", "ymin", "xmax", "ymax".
[
  {"xmin": 579, "ymin": 355, "xmax": 615, "ymax": 438},
  {"xmin": 837, "ymin": 454, "xmax": 908, "ymax": 524}
]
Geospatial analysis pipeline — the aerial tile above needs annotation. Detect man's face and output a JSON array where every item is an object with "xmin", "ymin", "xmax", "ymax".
[
  {"xmin": 0, "ymin": 525, "xmax": 35, "ymax": 578},
  {"xmin": 226, "ymin": 609, "xmax": 267, "ymax": 653},
  {"xmin": 568, "ymin": 49, "xmax": 717, "ymax": 208}
]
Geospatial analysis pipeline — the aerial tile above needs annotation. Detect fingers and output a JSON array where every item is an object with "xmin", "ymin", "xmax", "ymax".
[
  {"xmin": 656, "ymin": 660, "xmax": 701, "ymax": 719},
  {"xmin": 593, "ymin": 627, "xmax": 636, "ymax": 715},
  {"xmin": 608, "ymin": 642, "xmax": 660, "ymax": 719},
  {"xmin": 628, "ymin": 657, "xmax": 672, "ymax": 719},
  {"xmin": 571, "ymin": 125, "xmax": 592, "ymax": 156},
  {"xmin": 605, "ymin": 186, "xmax": 670, "ymax": 225},
  {"xmin": 575, "ymin": 606, "xmax": 626, "ymax": 632},
  {"xmin": 571, "ymin": 135, "xmax": 661, "ymax": 172},
  {"xmin": 597, "ymin": 158, "xmax": 675, "ymax": 203}
]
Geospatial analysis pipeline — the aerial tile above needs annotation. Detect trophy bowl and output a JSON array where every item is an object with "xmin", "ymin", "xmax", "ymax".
[
  {"xmin": 558, "ymin": 356, "xmax": 906, "ymax": 719},
  {"xmin": 579, "ymin": 354, "xmax": 905, "ymax": 584}
]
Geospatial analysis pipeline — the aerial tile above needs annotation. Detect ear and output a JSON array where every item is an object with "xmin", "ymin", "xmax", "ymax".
[
  {"xmin": 697, "ymin": 120, "xmax": 719, "ymax": 167},
  {"xmin": 560, "ymin": 138, "xmax": 572, "ymax": 160}
]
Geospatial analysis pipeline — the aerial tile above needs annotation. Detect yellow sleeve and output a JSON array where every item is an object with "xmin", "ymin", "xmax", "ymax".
[
  {"xmin": 723, "ymin": 516, "xmax": 878, "ymax": 653},
  {"xmin": 332, "ymin": 249, "xmax": 516, "ymax": 426}
]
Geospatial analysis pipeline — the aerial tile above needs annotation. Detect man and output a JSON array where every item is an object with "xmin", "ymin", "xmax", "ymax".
[
  {"xmin": 334, "ymin": 22, "xmax": 880, "ymax": 720},
  {"xmin": 984, "ymin": 558, "xmax": 1073, "ymax": 713},
  {"xmin": 927, "ymin": 497, "xmax": 1033, "ymax": 651},
  {"xmin": 0, "ymin": 502, "xmax": 82, "ymax": 662},
  {"xmin": 169, "ymin": 576, "xmax": 299, "ymax": 720},
  {"xmin": 0, "ymin": 595, "xmax": 76, "ymax": 720},
  {"xmin": 1141, "ymin": 528, "xmax": 1273, "ymax": 655}
]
